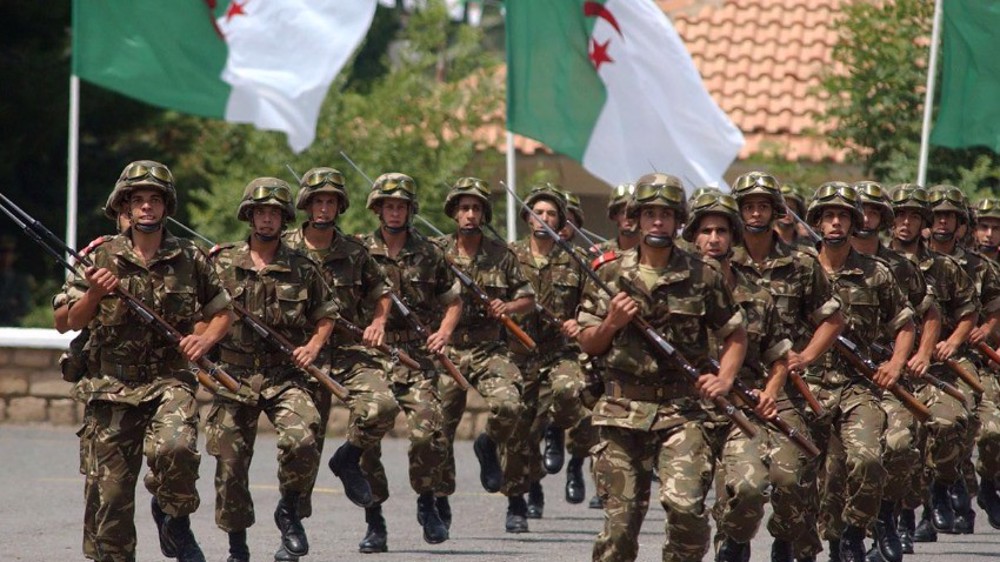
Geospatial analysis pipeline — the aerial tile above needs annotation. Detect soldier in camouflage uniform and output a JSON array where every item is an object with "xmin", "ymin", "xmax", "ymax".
[
  {"xmin": 64, "ymin": 160, "xmax": 234, "ymax": 562},
  {"xmin": 803, "ymin": 183, "xmax": 915, "ymax": 562},
  {"xmin": 434, "ymin": 176, "xmax": 533, "ymax": 532},
  {"xmin": 926, "ymin": 184, "xmax": 1000, "ymax": 534},
  {"xmin": 775, "ymin": 183, "xmax": 815, "ymax": 252},
  {"xmin": 730, "ymin": 171, "xmax": 844, "ymax": 562},
  {"xmin": 204, "ymin": 178, "xmax": 337, "ymax": 562},
  {"xmin": 593, "ymin": 183, "xmax": 639, "ymax": 254},
  {"xmin": 357, "ymin": 172, "xmax": 458, "ymax": 549},
  {"xmin": 282, "ymin": 167, "xmax": 400, "ymax": 528},
  {"xmin": 507, "ymin": 184, "xmax": 593, "ymax": 521},
  {"xmin": 886, "ymin": 184, "xmax": 979, "ymax": 545},
  {"xmin": 578, "ymin": 173, "xmax": 748, "ymax": 562},
  {"xmin": 684, "ymin": 188, "xmax": 793, "ymax": 562},
  {"xmin": 848, "ymin": 181, "xmax": 940, "ymax": 562}
]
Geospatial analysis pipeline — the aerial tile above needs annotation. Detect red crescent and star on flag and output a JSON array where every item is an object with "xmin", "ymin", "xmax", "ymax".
[
  {"xmin": 204, "ymin": 0, "xmax": 249, "ymax": 38},
  {"xmin": 584, "ymin": 1, "xmax": 623, "ymax": 71}
]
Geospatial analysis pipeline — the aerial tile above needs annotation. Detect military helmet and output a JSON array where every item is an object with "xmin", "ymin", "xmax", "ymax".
[
  {"xmin": 731, "ymin": 171, "xmax": 786, "ymax": 218},
  {"xmin": 237, "ymin": 177, "xmax": 296, "ymax": 222},
  {"xmin": 295, "ymin": 167, "xmax": 349, "ymax": 212},
  {"xmin": 973, "ymin": 197, "xmax": 1000, "ymax": 223},
  {"xmin": 625, "ymin": 173, "xmax": 688, "ymax": 224},
  {"xmin": 521, "ymin": 183, "xmax": 568, "ymax": 231},
  {"xmin": 444, "ymin": 176, "xmax": 492, "ymax": 224},
  {"xmin": 106, "ymin": 160, "xmax": 178, "ymax": 219},
  {"xmin": 806, "ymin": 181, "xmax": 864, "ymax": 232},
  {"xmin": 927, "ymin": 184, "xmax": 969, "ymax": 224},
  {"xmin": 367, "ymin": 172, "xmax": 419, "ymax": 214},
  {"xmin": 682, "ymin": 187, "xmax": 743, "ymax": 244},
  {"xmin": 607, "ymin": 183, "xmax": 635, "ymax": 219},
  {"xmin": 562, "ymin": 189, "xmax": 585, "ymax": 227},
  {"xmin": 852, "ymin": 180, "xmax": 894, "ymax": 229},
  {"xmin": 888, "ymin": 183, "xmax": 933, "ymax": 224},
  {"xmin": 780, "ymin": 182, "xmax": 807, "ymax": 218}
]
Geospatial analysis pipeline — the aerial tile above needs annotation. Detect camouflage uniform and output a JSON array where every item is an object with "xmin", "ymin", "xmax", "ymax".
[
  {"xmin": 730, "ymin": 235, "xmax": 840, "ymax": 557},
  {"xmin": 203, "ymin": 240, "xmax": 336, "ymax": 532},
  {"xmin": 359, "ymin": 228, "xmax": 458, "ymax": 503},
  {"xmin": 283, "ymin": 225, "xmax": 400, "ymax": 516},
  {"xmin": 579, "ymin": 247, "xmax": 745, "ymax": 562},
  {"xmin": 66, "ymin": 230, "xmax": 232, "ymax": 561},
  {"xmin": 435, "ymin": 233, "xmax": 531, "ymax": 495}
]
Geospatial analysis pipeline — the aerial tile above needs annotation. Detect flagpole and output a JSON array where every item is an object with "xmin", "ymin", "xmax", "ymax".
[
  {"xmin": 505, "ymin": 130, "xmax": 517, "ymax": 242},
  {"xmin": 67, "ymin": 74, "xmax": 80, "ymax": 257},
  {"xmin": 917, "ymin": 0, "xmax": 943, "ymax": 186}
]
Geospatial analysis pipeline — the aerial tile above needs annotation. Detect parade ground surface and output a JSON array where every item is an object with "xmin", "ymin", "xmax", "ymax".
[{"xmin": 3, "ymin": 425, "xmax": 998, "ymax": 561}]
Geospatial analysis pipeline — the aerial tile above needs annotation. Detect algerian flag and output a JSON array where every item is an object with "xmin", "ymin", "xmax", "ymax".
[
  {"xmin": 72, "ymin": 0, "xmax": 377, "ymax": 153},
  {"xmin": 506, "ymin": 0, "xmax": 743, "ymax": 190}
]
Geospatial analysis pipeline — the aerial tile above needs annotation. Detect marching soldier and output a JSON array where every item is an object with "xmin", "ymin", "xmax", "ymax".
[
  {"xmin": 578, "ymin": 173, "xmax": 748, "ymax": 562},
  {"xmin": 594, "ymin": 183, "xmax": 639, "ymax": 254},
  {"xmin": 730, "ymin": 171, "xmax": 844, "ymax": 562},
  {"xmin": 435, "ymin": 177, "xmax": 533, "ymax": 532},
  {"xmin": 358, "ymin": 172, "xmax": 458, "ymax": 548},
  {"xmin": 508, "ymin": 184, "xmax": 593, "ymax": 519},
  {"xmin": 204, "ymin": 178, "xmax": 337, "ymax": 562},
  {"xmin": 684, "ymin": 188, "xmax": 792, "ymax": 562},
  {"xmin": 63, "ymin": 160, "xmax": 234, "ymax": 562},
  {"xmin": 282, "ymin": 167, "xmax": 401, "ymax": 538},
  {"xmin": 775, "ymin": 183, "xmax": 813, "ymax": 251}
]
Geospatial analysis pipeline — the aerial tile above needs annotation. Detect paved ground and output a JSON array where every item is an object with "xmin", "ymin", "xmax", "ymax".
[{"xmin": 1, "ymin": 424, "xmax": 998, "ymax": 561}]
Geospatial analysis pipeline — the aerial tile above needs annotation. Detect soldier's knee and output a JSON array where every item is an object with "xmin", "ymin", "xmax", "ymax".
[{"xmin": 492, "ymin": 398, "xmax": 525, "ymax": 422}]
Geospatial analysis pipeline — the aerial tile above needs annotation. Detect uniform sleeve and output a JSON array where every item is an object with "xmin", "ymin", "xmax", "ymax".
[
  {"xmin": 194, "ymin": 248, "xmax": 233, "ymax": 319},
  {"xmin": 360, "ymin": 251, "xmax": 391, "ymax": 303},
  {"xmin": 703, "ymin": 266, "xmax": 744, "ymax": 340},
  {"xmin": 306, "ymin": 266, "xmax": 339, "ymax": 324},
  {"xmin": 761, "ymin": 299, "xmax": 792, "ymax": 366},
  {"xmin": 504, "ymin": 249, "xmax": 535, "ymax": 301},
  {"xmin": 433, "ymin": 248, "xmax": 460, "ymax": 305},
  {"xmin": 879, "ymin": 264, "xmax": 915, "ymax": 338},
  {"xmin": 980, "ymin": 259, "xmax": 1000, "ymax": 315},
  {"xmin": 949, "ymin": 261, "xmax": 979, "ymax": 323},
  {"xmin": 802, "ymin": 256, "xmax": 841, "ymax": 325},
  {"xmin": 577, "ymin": 267, "xmax": 611, "ymax": 329}
]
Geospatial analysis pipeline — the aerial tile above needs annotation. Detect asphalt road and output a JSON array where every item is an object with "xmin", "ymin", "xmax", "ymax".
[{"xmin": 2, "ymin": 424, "xmax": 998, "ymax": 561}]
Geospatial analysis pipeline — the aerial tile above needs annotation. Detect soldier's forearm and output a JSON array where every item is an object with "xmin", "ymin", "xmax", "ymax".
[
  {"xmin": 308, "ymin": 317, "xmax": 335, "ymax": 349},
  {"xmin": 66, "ymin": 292, "xmax": 101, "ymax": 331},
  {"xmin": 799, "ymin": 311, "xmax": 845, "ymax": 364},
  {"xmin": 891, "ymin": 321, "xmax": 916, "ymax": 368},
  {"xmin": 438, "ymin": 299, "xmax": 462, "ymax": 335},
  {"xmin": 917, "ymin": 307, "xmax": 941, "ymax": 359},
  {"xmin": 199, "ymin": 310, "xmax": 235, "ymax": 347},
  {"xmin": 948, "ymin": 313, "xmax": 977, "ymax": 348},
  {"xmin": 506, "ymin": 296, "xmax": 535, "ymax": 316},
  {"xmin": 765, "ymin": 357, "xmax": 789, "ymax": 397},
  {"xmin": 717, "ymin": 328, "xmax": 747, "ymax": 384}
]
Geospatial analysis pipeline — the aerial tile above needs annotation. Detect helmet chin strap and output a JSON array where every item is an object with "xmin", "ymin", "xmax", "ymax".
[
  {"xmin": 133, "ymin": 222, "xmax": 162, "ymax": 233},
  {"xmin": 932, "ymin": 230, "xmax": 956, "ymax": 242},
  {"xmin": 854, "ymin": 228, "xmax": 878, "ymax": 239},
  {"xmin": 311, "ymin": 220, "xmax": 335, "ymax": 230},
  {"xmin": 532, "ymin": 229, "xmax": 553, "ymax": 240},
  {"xmin": 458, "ymin": 226, "xmax": 481, "ymax": 236},
  {"xmin": 620, "ymin": 227, "xmax": 639, "ymax": 238},
  {"xmin": 254, "ymin": 232, "xmax": 280, "ymax": 242},
  {"xmin": 644, "ymin": 234, "xmax": 673, "ymax": 248},
  {"xmin": 823, "ymin": 235, "xmax": 849, "ymax": 247},
  {"xmin": 744, "ymin": 224, "xmax": 770, "ymax": 234}
]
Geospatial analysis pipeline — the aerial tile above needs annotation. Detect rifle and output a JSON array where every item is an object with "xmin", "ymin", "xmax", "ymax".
[
  {"xmin": 387, "ymin": 293, "xmax": 470, "ymax": 390},
  {"xmin": 834, "ymin": 336, "xmax": 931, "ymax": 423},
  {"xmin": 871, "ymin": 342, "xmax": 964, "ymax": 403},
  {"xmin": 0, "ymin": 193, "xmax": 240, "ymax": 393},
  {"xmin": 789, "ymin": 370, "xmax": 826, "ymax": 416},
  {"xmin": 502, "ymin": 183, "xmax": 758, "ymax": 439}
]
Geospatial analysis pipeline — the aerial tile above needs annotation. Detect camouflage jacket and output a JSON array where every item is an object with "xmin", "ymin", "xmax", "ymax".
[
  {"xmin": 877, "ymin": 244, "xmax": 935, "ymax": 319},
  {"xmin": 901, "ymin": 243, "xmax": 978, "ymax": 340},
  {"xmin": 946, "ymin": 246, "xmax": 1000, "ymax": 317},
  {"xmin": 727, "ymin": 267, "xmax": 792, "ymax": 387},
  {"xmin": 731, "ymin": 234, "xmax": 841, "ymax": 350},
  {"xmin": 283, "ymin": 224, "xmax": 391, "ymax": 351},
  {"xmin": 436, "ymin": 233, "xmax": 535, "ymax": 346},
  {"xmin": 508, "ymin": 238, "xmax": 587, "ymax": 355},
  {"xmin": 578, "ymin": 247, "xmax": 744, "ymax": 431},
  {"xmin": 66, "ymin": 230, "xmax": 232, "ymax": 405},
  {"xmin": 807, "ymin": 249, "xmax": 913, "ymax": 384},
  {"xmin": 361, "ymin": 228, "xmax": 460, "ymax": 339}
]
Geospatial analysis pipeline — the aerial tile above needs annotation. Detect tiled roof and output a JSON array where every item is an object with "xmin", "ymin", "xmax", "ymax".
[{"xmin": 487, "ymin": 0, "xmax": 847, "ymax": 163}]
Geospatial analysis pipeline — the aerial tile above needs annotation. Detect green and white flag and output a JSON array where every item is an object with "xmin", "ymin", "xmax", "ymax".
[
  {"xmin": 73, "ymin": 0, "xmax": 377, "ymax": 153},
  {"xmin": 506, "ymin": 0, "xmax": 743, "ymax": 189}
]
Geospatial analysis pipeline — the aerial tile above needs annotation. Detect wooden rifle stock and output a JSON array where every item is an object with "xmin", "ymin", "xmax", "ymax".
[
  {"xmin": 334, "ymin": 317, "xmax": 422, "ymax": 371},
  {"xmin": 730, "ymin": 378, "xmax": 820, "ymax": 458},
  {"xmin": 387, "ymin": 293, "xmax": 471, "ymax": 391},
  {"xmin": 788, "ymin": 371, "xmax": 826, "ymax": 416},
  {"xmin": 833, "ymin": 338, "xmax": 931, "ymax": 423},
  {"xmin": 446, "ymin": 261, "xmax": 537, "ymax": 351},
  {"xmin": 871, "ymin": 342, "xmax": 968, "ymax": 403}
]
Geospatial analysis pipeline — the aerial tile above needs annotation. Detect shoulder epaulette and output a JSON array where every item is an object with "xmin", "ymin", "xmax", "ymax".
[
  {"xmin": 80, "ymin": 235, "xmax": 113, "ymax": 258},
  {"xmin": 591, "ymin": 250, "xmax": 619, "ymax": 270}
]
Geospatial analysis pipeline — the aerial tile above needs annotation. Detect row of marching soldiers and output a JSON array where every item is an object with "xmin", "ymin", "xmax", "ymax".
[{"xmin": 45, "ymin": 156, "xmax": 1000, "ymax": 562}]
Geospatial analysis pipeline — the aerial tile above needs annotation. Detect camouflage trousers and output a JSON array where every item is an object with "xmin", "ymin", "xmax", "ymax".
[
  {"xmin": 762, "ymin": 399, "xmax": 818, "ymax": 554},
  {"xmin": 961, "ymin": 363, "xmax": 1000, "ymax": 495},
  {"xmin": 711, "ymin": 418, "xmax": 770, "ymax": 546},
  {"xmin": 204, "ymin": 386, "xmax": 321, "ymax": 531},
  {"xmin": 808, "ymin": 380, "xmax": 887, "ymax": 540},
  {"xmin": 361, "ymin": 343, "xmax": 448, "ymax": 504},
  {"xmin": 299, "ymin": 348, "xmax": 400, "ymax": 517},
  {"xmin": 876, "ymin": 390, "xmax": 920, "ymax": 505},
  {"xmin": 592, "ymin": 419, "xmax": 727, "ymax": 562},
  {"xmin": 438, "ymin": 341, "xmax": 525, "ymax": 496},
  {"xmin": 81, "ymin": 386, "xmax": 202, "ymax": 562}
]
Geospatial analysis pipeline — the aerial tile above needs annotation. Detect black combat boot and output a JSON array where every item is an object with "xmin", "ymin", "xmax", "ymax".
[
  {"xmin": 871, "ymin": 500, "xmax": 902, "ymax": 562},
  {"xmin": 274, "ymin": 492, "xmax": 308, "ymax": 556},
  {"xmin": 329, "ymin": 442, "xmax": 374, "ymax": 508},
  {"xmin": 589, "ymin": 494, "xmax": 604, "ymax": 509},
  {"xmin": 930, "ymin": 481, "xmax": 955, "ymax": 532},
  {"xmin": 716, "ymin": 536, "xmax": 750, "ymax": 562},
  {"xmin": 359, "ymin": 504, "xmax": 388, "ymax": 553},
  {"xmin": 226, "ymin": 530, "xmax": 250, "ymax": 562},
  {"xmin": 977, "ymin": 477, "xmax": 1000, "ymax": 529},
  {"xmin": 950, "ymin": 479, "xmax": 975, "ymax": 534},
  {"xmin": 505, "ymin": 495, "xmax": 530, "ymax": 533},
  {"xmin": 565, "ymin": 455, "xmax": 586, "ymax": 504},
  {"xmin": 897, "ymin": 508, "xmax": 915, "ymax": 553},
  {"xmin": 273, "ymin": 545, "xmax": 299, "ymax": 561},
  {"xmin": 770, "ymin": 538, "xmax": 793, "ymax": 562},
  {"xmin": 416, "ymin": 492, "xmax": 449, "ymax": 544},
  {"xmin": 527, "ymin": 480, "xmax": 544, "ymax": 518},
  {"xmin": 826, "ymin": 539, "xmax": 840, "ymax": 562},
  {"xmin": 164, "ymin": 514, "xmax": 206, "ymax": 562},
  {"xmin": 473, "ymin": 433, "xmax": 503, "ymax": 493},
  {"xmin": 151, "ymin": 497, "xmax": 177, "ymax": 558},
  {"xmin": 543, "ymin": 425, "xmax": 565, "ymax": 474},
  {"xmin": 840, "ymin": 526, "xmax": 866, "ymax": 562},
  {"xmin": 913, "ymin": 505, "xmax": 937, "ymax": 542},
  {"xmin": 436, "ymin": 496, "xmax": 452, "ymax": 531}
]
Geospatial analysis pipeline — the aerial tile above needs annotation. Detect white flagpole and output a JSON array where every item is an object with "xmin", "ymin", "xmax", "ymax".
[
  {"xmin": 505, "ymin": 130, "xmax": 517, "ymax": 242},
  {"xmin": 917, "ymin": 0, "xmax": 944, "ymax": 186},
  {"xmin": 67, "ymin": 75, "xmax": 80, "ymax": 257}
]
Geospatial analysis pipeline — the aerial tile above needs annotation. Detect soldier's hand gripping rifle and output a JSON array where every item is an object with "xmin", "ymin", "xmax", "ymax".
[
  {"xmin": 502, "ymin": 183, "xmax": 758, "ymax": 439},
  {"xmin": 387, "ymin": 292, "xmax": 471, "ymax": 391},
  {"xmin": 0, "ymin": 193, "xmax": 240, "ymax": 393},
  {"xmin": 870, "ymin": 342, "xmax": 965, "ymax": 403}
]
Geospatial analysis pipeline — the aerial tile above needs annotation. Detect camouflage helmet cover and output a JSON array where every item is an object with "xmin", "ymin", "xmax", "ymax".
[
  {"xmin": 888, "ymin": 183, "xmax": 933, "ymax": 224},
  {"xmin": 682, "ymin": 187, "xmax": 743, "ymax": 244},
  {"xmin": 927, "ymin": 184, "xmax": 969, "ymax": 224},
  {"xmin": 367, "ymin": 172, "xmax": 419, "ymax": 214},
  {"xmin": 852, "ymin": 180, "xmax": 894, "ymax": 229},
  {"xmin": 607, "ymin": 183, "xmax": 635, "ymax": 219},
  {"xmin": 106, "ymin": 160, "xmax": 178, "ymax": 220},
  {"xmin": 625, "ymin": 173, "xmax": 688, "ymax": 224},
  {"xmin": 521, "ymin": 183, "xmax": 568, "ymax": 231},
  {"xmin": 237, "ymin": 177, "xmax": 296, "ymax": 222},
  {"xmin": 731, "ymin": 171, "xmax": 787, "ymax": 218},
  {"xmin": 806, "ymin": 181, "xmax": 864, "ymax": 232},
  {"xmin": 444, "ymin": 176, "xmax": 493, "ymax": 224},
  {"xmin": 295, "ymin": 167, "xmax": 349, "ymax": 212}
]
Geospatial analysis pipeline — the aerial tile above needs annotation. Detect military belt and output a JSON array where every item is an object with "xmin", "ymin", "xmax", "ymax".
[
  {"xmin": 220, "ymin": 349, "xmax": 288, "ymax": 369},
  {"xmin": 452, "ymin": 328, "xmax": 502, "ymax": 348},
  {"xmin": 100, "ymin": 358, "xmax": 183, "ymax": 382},
  {"xmin": 604, "ymin": 379, "xmax": 692, "ymax": 402},
  {"xmin": 384, "ymin": 329, "xmax": 424, "ymax": 345}
]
